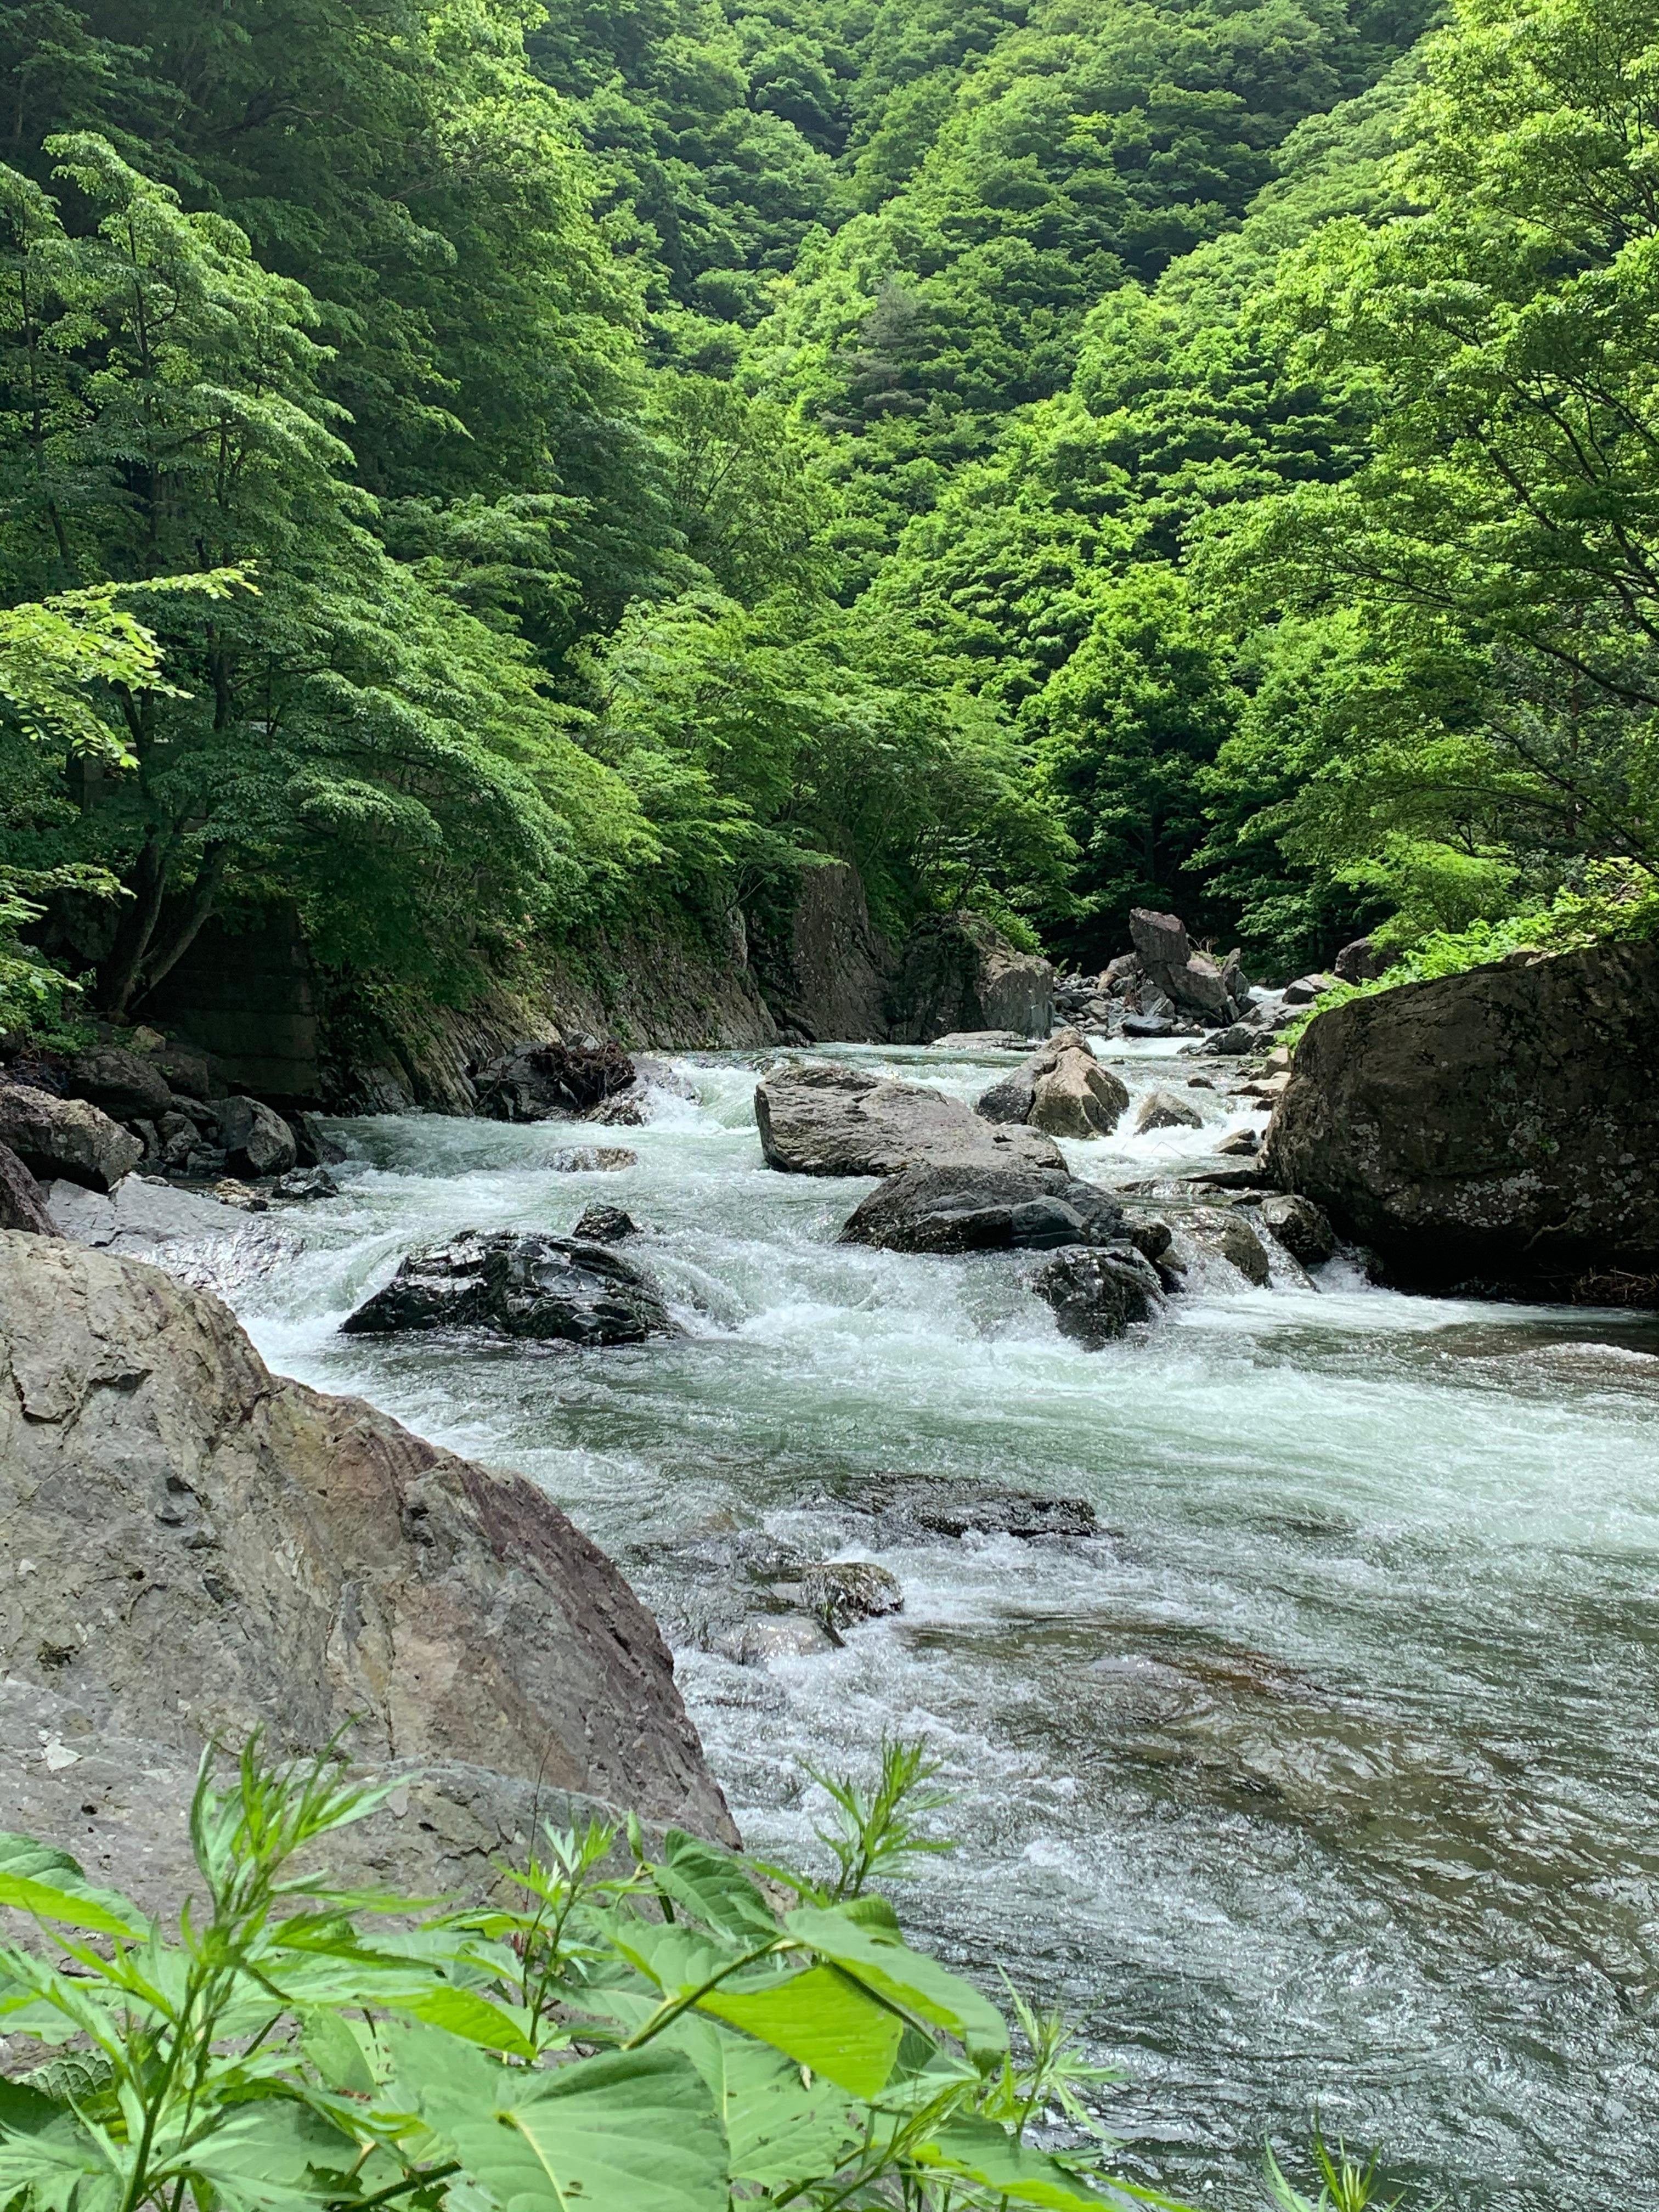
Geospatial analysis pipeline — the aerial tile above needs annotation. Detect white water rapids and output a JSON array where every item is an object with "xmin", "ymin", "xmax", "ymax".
[{"xmin": 183, "ymin": 1039, "xmax": 1659, "ymax": 2209}]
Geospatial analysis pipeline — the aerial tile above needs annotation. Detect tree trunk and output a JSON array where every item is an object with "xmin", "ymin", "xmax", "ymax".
[{"xmin": 95, "ymin": 833, "xmax": 172, "ymax": 1017}]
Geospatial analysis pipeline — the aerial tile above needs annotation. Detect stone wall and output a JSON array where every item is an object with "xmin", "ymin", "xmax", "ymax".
[{"xmin": 140, "ymin": 907, "xmax": 321, "ymax": 1105}]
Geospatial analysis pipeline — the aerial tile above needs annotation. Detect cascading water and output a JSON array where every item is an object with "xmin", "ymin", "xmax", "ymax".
[{"xmin": 183, "ymin": 1039, "xmax": 1659, "ymax": 2211}]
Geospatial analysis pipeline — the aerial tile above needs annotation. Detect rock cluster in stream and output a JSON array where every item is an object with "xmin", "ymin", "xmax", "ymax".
[{"xmin": 974, "ymin": 1027, "xmax": 1129, "ymax": 1137}]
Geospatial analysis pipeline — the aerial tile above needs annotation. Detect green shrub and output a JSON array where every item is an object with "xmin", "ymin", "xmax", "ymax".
[{"xmin": 0, "ymin": 1734, "xmax": 1194, "ymax": 2212}]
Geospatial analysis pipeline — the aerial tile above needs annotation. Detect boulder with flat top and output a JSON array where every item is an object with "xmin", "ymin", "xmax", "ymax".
[
  {"xmin": 839, "ymin": 1162, "xmax": 1129, "ymax": 1254},
  {"xmin": 0, "ymin": 1081, "xmax": 143, "ymax": 1192},
  {"xmin": 343, "ymin": 1229, "xmax": 679, "ymax": 1344},
  {"xmin": 755, "ymin": 1062, "xmax": 1064, "ymax": 1177}
]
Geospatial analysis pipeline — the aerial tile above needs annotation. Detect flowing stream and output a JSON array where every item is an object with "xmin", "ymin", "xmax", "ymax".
[{"xmin": 190, "ymin": 1039, "xmax": 1658, "ymax": 2210}]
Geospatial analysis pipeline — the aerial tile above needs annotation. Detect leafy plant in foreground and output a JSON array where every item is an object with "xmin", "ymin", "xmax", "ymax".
[{"xmin": 0, "ymin": 1732, "xmax": 1196, "ymax": 2212}]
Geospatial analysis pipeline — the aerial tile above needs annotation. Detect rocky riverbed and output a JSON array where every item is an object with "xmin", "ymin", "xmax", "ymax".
[{"xmin": 38, "ymin": 1031, "xmax": 1656, "ymax": 2212}]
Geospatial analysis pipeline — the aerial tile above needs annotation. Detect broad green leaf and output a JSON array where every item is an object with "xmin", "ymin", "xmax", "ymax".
[
  {"xmin": 393, "ymin": 1983, "xmax": 538, "ymax": 2061},
  {"xmin": 0, "ymin": 2111, "xmax": 120, "ymax": 2212},
  {"xmin": 167, "ymin": 2097, "xmax": 360, "ymax": 2210},
  {"xmin": 785, "ymin": 1906, "xmax": 1008, "ymax": 2061},
  {"xmin": 0, "ymin": 1875, "xmax": 142, "ymax": 1938},
  {"xmin": 300, "ymin": 2008, "xmax": 376, "ymax": 2096},
  {"xmin": 701, "ymin": 1963, "xmax": 903, "ymax": 2096},
  {"xmin": 917, "ymin": 2115, "xmax": 1143, "ymax": 2211},
  {"xmin": 655, "ymin": 1831, "xmax": 778, "ymax": 1943},
  {"xmin": 394, "ymin": 2025, "xmax": 726, "ymax": 2212},
  {"xmin": 608, "ymin": 1917, "xmax": 747, "ymax": 1995},
  {"xmin": 663, "ymin": 2015, "xmax": 860, "ymax": 2188},
  {"xmin": 0, "ymin": 1836, "xmax": 142, "ymax": 1926}
]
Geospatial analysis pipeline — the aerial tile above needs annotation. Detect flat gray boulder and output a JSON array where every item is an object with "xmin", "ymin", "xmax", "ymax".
[
  {"xmin": 755, "ymin": 1061, "xmax": 1064, "ymax": 1176},
  {"xmin": 840, "ymin": 1162, "xmax": 1128, "ymax": 1254},
  {"xmin": 0, "ymin": 1232, "xmax": 732, "ymax": 1909},
  {"xmin": 343, "ymin": 1229, "xmax": 679, "ymax": 1344},
  {"xmin": 0, "ymin": 1080, "xmax": 143, "ymax": 1192}
]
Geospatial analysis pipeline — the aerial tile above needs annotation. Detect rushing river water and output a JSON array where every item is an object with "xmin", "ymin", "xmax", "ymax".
[{"xmin": 190, "ymin": 1038, "xmax": 1658, "ymax": 2210}]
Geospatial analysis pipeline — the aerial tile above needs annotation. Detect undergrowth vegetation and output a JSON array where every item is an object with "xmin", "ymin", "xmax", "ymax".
[{"xmin": 0, "ymin": 1736, "xmax": 1403, "ymax": 2212}]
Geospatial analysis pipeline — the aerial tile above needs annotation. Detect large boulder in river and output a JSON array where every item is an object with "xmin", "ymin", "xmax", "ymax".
[
  {"xmin": 0, "ymin": 1233, "xmax": 733, "ymax": 1909},
  {"xmin": 344, "ymin": 1231, "xmax": 679, "ymax": 1343},
  {"xmin": 0, "ymin": 1080, "xmax": 143, "ymax": 1192},
  {"xmin": 63, "ymin": 1045, "xmax": 174, "ymax": 1121},
  {"xmin": 755, "ymin": 1061, "xmax": 1065, "ymax": 1176},
  {"xmin": 887, "ymin": 911, "xmax": 1053, "ymax": 1044},
  {"xmin": 839, "ymin": 1162, "xmax": 1129, "ymax": 1254},
  {"xmin": 977, "ymin": 1029, "xmax": 1128, "ymax": 1139},
  {"xmin": 1260, "ymin": 942, "xmax": 1659, "ymax": 1297}
]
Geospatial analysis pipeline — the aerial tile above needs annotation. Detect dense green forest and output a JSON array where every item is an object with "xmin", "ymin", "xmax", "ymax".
[{"xmin": 1, "ymin": 0, "xmax": 1654, "ymax": 1033}]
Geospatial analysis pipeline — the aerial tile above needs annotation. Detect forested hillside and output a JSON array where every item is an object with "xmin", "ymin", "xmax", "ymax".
[{"xmin": 1, "ymin": 0, "xmax": 1654, "ymax": 1043}]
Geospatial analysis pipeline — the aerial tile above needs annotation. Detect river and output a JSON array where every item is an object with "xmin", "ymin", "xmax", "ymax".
[{"xmin": 192, "ymin": 1037, "xmax": 1659, "ymax": 2210}]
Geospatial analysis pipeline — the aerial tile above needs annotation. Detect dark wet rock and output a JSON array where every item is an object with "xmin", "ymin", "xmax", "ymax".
[
  {"xmin": 1121, "ymin": 1012, "xmax": 1175, "ymax": 1038},
  {"xmin": 1259, "ymin": 1192, "xmax": 1335, "ymax": 1266},
  {"xmin": 1033, "ymin": 1243, "xmax": 1165, "ymax": 1346},
  {"xmin": 1135, "ymin": 1089, "xmax": 1204, "ymax": 1134},
  {"xmin": 1220, "ymin": 1216, "xmax": 1272, "ymax": 1285},
  {"xmin": 0, "ymin": 1232, "xmax": 733, "ymax": 1906},
  {"xmin": 214, "ymin": 1095, "xmax": 297, "ymax": 1178},
  {"xmin": 1260, "ymin": 942, "xmax": 1659, "ymax": 1298},
  {"xmin": 342, "ymin": 1229, "xmax": 679, "ymax": 1345},
  {"xmin": 853, "ymin": 1480, "xmax": 1098, "ymax": 1542},
  {"xmin": 476, "ymin": 1039, "xmax": 636, "ymax": 1122},
  {"xmin": 0, "ymin": 1081, "xmax": 143, "ymax": 1192},
  {"xmin": 574, "ymin": 1204, "xmax": 641, "ymax": 1243},
  {"xmin": 755, "ymin": 1061, "xmax": 1064, "ymax": 1177},
  {"xmin": 1334, "ymin": 936, "xmax": 1387, "ymax": 984},
  {"xmin": 63, "ymin": 1046, "xmax": 174, "ymax": 1121},
  {"xmin": 1120, "ymin": 1212, "xmax": 1173, "ymax": 1263},
  {"xmin": 839, "ymin": 1162, "xmax": 1127, "ymax": 1254},
  {"xmin": 0, "ymin": 1141, "xmax": 60, "ymax": 1235},
  {"xmin": 275, "ymin": 1166, "xmax": 338, "ymax": 1201},
  {"xmin": 292, "ymin": 1110, "xmax": 347, "ymax": 1167}
]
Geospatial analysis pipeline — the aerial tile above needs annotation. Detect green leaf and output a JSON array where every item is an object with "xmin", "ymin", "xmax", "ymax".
[
  {"xmin": 394, "ymin": 1983, "xmax": 539, "ymax": 2061},
  {"xmin": 300, "ymin": 2010, "xmax": 377, "ymax": 2097},
  {"xmin": 168, "ymin": 2097, "xmax": 360, "ymax": 2210},
  {"xmin": 662, "ymin": 2015, "xmax": 860, "ymax": 2189},
  {"xmin": 0, "ymin": 2111, "xmax": 120, "ymax": 2212},
  {"xmin": 0, "ymin": 1837, "xmax": 144, "ymax": 1937},
  {"xmin": 919, "ymin": 2116, "xmax": 1197, "ymax": 2212},
  {"xmin": 394, "ymin": 2025, "xmax": 727, "ymax": 2212},
  {"xmin": 701, "ymin": 1964, "xmax": 904, "ymax": 2097},
  {"xmin": 656, "ymin": 1831, "xmax": 778, "ymax": 1943},
  {"xmin": 785, "ymin": 1906, "xmax": 1009, "ymax": 2061}
]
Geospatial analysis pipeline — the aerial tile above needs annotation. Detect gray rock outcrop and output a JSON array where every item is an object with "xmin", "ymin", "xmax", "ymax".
[
  {"xmin": 839, "ymin": 1162, "xmax": 1128, "ymax": 1254},
  {"xmin": 63, "ymin": 1046, "xmax": 175, "ymax": 1121},
  {"xmin": 0, "ymin": 1081, "xmax": 144, "ymax": 1192},
  {"xmin": 0, "ymin": 1234, "xmax": 733, "ymax": 1908},
  {"xmin": 1128, "ymin": 909, "xmax": 1250, "ymax": 1024},
  {"xmin": 343, "ymin": 1231, "xmax": 679, "ymax": 1344},
  {"xmin": 1135, "ymin": 1089, "xmax": 1204, "ymax": 1133},
  {"xmin": 755, "ymin": 1061, "xmax": 1065, "ymax": 1176},
  {"xmin": 754, "ymin": 860, "xmax": 895, "ymax": 1043},
  {"xmin": 1260, "ymin": 942, "xmax": 1659, "ymax": 1298},
  {"xmin": 887, "ymin": 912, "xmax": 1053, "ymax": 1043}
]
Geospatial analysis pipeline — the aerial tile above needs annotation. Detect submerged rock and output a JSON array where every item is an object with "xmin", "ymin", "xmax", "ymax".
[
  {"xmin": 543, "ymin": 1145, "xmax": 637, "ymax": 1173},
  {"xmin": 798, "ymin": 1559, "xmax": 904, "ymax": 1627},
  {"xmin": 839, "ymin": 1161, "xmax": 1128, "ymax": 1254},
  {"xmin": 1260, "ymin": 941, "xmax": 1659, "ymax": 1298},
  {"xmin": 0, "ymin": 1081, "xmax": 143, "ymax": 1192},
  {"xmin": 0, "ymin": 1232, "xmax": 733, "ymax": 1907},
  {"xmin": 574, "ymin": 1204, "xmax": 641, "ymax": 1243},
  {"xmin": 342, "ymin": 1229, "xmax": 679, "ymax": 1344},
  {"xmin": 1032, "ymin": 1243, "xmax": 1165, "ymax": 1346},
  {"xmin": 755, "ymin": 1060, "xmax": 1064, "ymax": 1177},
  {"xmin": 848, "ymin": 1480, "xmax": 1098, "ymax": 1542}
]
